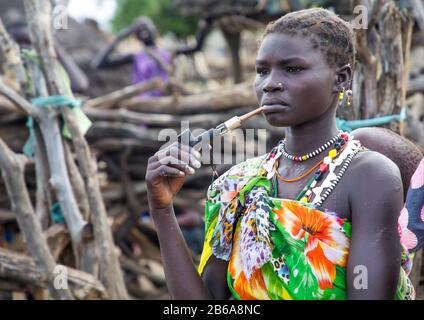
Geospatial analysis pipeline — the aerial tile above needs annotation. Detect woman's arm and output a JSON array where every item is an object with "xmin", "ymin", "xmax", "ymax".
[
  {"xmin": 90, "ymin": 38, "xmax": 133, "ymax": 69},
  {"xmin": 90, "ymin": 25, "xmax": 139, "ymax": 69},
  {"xmin": 347, "ymin": 151, "xmax": 404, "ymax": 299},
  {"xmin": 146, "ymin": 142, "xmax": 228, "ymax": 299},
  {"xmin": 151, "ymin": 205, "xmax": 213, "ymax": 299},
  {"xmin": 174, "ymin": 18, "xmax": 212, "ymax": 55}
]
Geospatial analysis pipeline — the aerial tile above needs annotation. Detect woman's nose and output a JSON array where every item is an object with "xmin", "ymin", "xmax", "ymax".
[{"xmin": 262, "ymin": 78, "xmax": 284, "ymax": 93}]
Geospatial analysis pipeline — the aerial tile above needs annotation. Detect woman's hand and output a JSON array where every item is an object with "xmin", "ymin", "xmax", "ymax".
[{"xmin": 146, "ymin": 142, "xmax": 202, "ymax": 211}]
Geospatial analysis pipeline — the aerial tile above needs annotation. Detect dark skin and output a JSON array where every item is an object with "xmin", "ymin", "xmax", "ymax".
[
  {"xmin": 146, "ymin": 33, "xmax": 404, "ymax": 300},
  {"xmin": 90, "ymin": 20, "xmax": 155, "ymax": 69}
]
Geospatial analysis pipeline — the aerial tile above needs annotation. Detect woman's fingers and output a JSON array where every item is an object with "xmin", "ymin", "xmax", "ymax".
[
  {"xmin": 154, "ymin": 165, "xmax": 186, "ymax": 178},
  {"xmin": 147, "ymin": 154, "xmax": 196, "ymax": 175},
  {"xmin": 147, "ymin": 142, "xmax": 204, "ymax": 181},
  {"xmin": 154, "ymin": 144, "xmax": 202, "ymax": 170},
  {"xmin": 156, "ymin": 157, "xmax": 196, "ymax": 175},
  {"xmin": 156, "ymin": 142, "xmax": 202, "ymax": 162},
  {"xmin": 174, "ymin": 142, "xmax": 202, "ymax": 159}
]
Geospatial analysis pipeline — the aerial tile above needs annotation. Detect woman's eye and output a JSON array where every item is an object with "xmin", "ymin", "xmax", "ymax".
[
  {"xmin": 285, "ymin": 67, "xmax": 303, "ymax": 73},
  {"xmin": 256, "ymin": 68, "xmax": 268, "ymax": 76}
]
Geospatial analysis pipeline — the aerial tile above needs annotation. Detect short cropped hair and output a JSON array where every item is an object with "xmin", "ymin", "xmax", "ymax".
[{"xmin": 262, "ymin": 8, "xmax": 356, "ymax": 69}]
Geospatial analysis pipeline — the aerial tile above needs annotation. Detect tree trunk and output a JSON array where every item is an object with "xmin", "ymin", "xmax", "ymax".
[
  {"xmin": 23, "ymin": 0, "xmax": 128, "ymax": 299},
  {"xmin": 221, "ymin": 28, "xmax": 243, "ymax": 84},
  {"xmin": 0, "ymin": 248, "xmax": 105, "ymax": 299},
  {"xmin": 0, "ymin": 139, "xmax": 74, "ymax": 299},
  {"xmin": 343, "ymin": 1, "xmax": 413, "ymax": 125}
]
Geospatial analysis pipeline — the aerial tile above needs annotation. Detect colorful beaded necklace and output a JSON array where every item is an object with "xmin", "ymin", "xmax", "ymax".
[
  {"xmin": 276, "ymin": 134, "xmax": 347, "ymax": 183},
  {"xmin": 280, "ymin": 131, "xmax": 344, "ymax": 162},
  {"xmin": 271, "ymin": 132, "xmax": 360, "ymax": 204}
]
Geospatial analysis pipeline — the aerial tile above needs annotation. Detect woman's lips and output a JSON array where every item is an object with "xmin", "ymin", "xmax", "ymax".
[{"xmin": 261, "ymin": 104, "xmax": 290, "ymax": 114}]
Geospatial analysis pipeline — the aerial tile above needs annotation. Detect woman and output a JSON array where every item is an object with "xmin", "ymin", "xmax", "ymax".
[
  {"xmin": 91, "ymin": 17, "xmax": 172, "ymax": 99},
  {"xmin": 146, "ymin": 8, "xmax": 415, "ymax": 299}
]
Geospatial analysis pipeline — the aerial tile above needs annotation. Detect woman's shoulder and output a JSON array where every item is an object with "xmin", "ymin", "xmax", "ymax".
[
  {"xmin": 350, "ymin": 149, "xmax": 402, "ymax": 180},
  {"xmin": 347, "ymin": 148, "xmax": 403, "ymax": 202}
]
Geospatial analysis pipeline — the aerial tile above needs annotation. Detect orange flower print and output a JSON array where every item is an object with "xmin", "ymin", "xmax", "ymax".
[
  {"xmin": 273, "ymin": 201, "xmax": 350, "ymax": 290},
  {"xmin": 229, "ymin": 222, "xmax": 270, "ymax": 299}
]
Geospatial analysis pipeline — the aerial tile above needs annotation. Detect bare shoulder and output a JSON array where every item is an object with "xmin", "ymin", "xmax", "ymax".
[
  {"xmin": 352, "ymin": 150, "xmax": 400, "ymax": 176},
  {"xmin": 346, "ymin": 149, "xmax": 403, "ymax": 216},
  {"xmin": 349, "ymin": 149, "xmax": 402, "ymax": 180}
]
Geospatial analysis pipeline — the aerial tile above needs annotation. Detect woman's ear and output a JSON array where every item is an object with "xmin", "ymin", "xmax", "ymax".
[{"xmin": 333, "ymin": 64, "xmax": 352, "ymax": 93}]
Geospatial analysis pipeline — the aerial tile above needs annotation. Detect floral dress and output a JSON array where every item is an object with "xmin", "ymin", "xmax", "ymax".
[{"xmin": 197, "ymin": 140, "xmax": 415, "ymax": 300}]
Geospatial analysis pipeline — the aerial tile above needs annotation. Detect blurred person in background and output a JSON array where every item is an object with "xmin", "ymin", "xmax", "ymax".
[{"xmin": 91, "ymin": 16, "xmax": 173, "ymax": 99}]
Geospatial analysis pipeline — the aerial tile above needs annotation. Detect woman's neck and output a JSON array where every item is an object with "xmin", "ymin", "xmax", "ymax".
[{"xmin": 284, "ymin": 108, "xmax": 339, "ymax": 155}]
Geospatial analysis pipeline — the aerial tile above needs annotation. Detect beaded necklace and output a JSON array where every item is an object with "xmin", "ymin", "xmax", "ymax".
[
  {"xmin": 280, "ymin": 131, "xmax": 344, "ymax": 162},
  {"xmin": 272, "ymin": 132, "xmax": 360, "ymax": 204},
  {"xmin": 294, "ymin": 143, "xmax": 347, "ymax": 202},
  {"xmin": 311, "ymin": 139, "xmax": 360, "ymax": 206},
  {"xmin": 276, "ymin": 134, "xmax": 346, "ymax": 183}
]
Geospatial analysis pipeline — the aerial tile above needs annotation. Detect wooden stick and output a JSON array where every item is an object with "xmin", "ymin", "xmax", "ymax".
[
  {"xmin": 121, "ymin": 81, "xmax": 256, "ymax": 113},
  {"xmin": 0, "ymin": 137, "xmax": 74, "ymax": 299},
  {"xmin": 63, "ymin": 141, "xmax": 98, "ymax": 276},
  {"xmin": 84, "ymin": 77, "xmax": 162, "ymax": 110},
  {"xmin": 239, "ymin": 106, "xmax": 263, "ymax": 122},
  {"xmin": 34, "ymin": 125, "xmax": 52, "ymax": 230},
  {"xmin": 83, "ymin": 106, "xmax": 250, "ymax": 127},
  {"xmin": 24, "ymin": 0, "xmax": 128, "ymax": 299},
  {"xmin": 29, "ymin": 59, "xmax": 88, "ymax": 263},
  {"xmin": 0, "ymin": 19, "xmax": 27, "ymax": 92},
  {"xmin": 0, "ymin": 248, "xmax": 106, "ymax": 299},
  {"xmin": 0, "ymin": 82, "xmax": 38, "ymax": 117}
]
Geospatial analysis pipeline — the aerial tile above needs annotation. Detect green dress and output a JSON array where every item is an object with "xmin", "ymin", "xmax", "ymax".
[{"xmin": 198, "ymin": 138, "xmax": 415, "ymax": 300}]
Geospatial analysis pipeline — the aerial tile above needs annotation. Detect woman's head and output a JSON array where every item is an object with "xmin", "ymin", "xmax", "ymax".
[
  {"xmin": 133, "ymin": 16, "xmax": 158, "ymax": 46},
  {"xmin": 255, "ymin": 8, "xmax": 355, "ymax": 128}
]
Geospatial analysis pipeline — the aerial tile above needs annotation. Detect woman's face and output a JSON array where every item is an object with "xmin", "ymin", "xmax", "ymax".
[
  {"xmin": 137, "ymin": 27, "xmax": 154, "ymax": 45},
  {"xmin": 255, "ymin": 33, "xmax": 338, "ymax": 127}
]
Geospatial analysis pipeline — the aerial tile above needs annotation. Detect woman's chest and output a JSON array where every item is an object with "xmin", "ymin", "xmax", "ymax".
[{"xmin": 275, "ymin": 176, "xmax": 352, "ymax": 220}]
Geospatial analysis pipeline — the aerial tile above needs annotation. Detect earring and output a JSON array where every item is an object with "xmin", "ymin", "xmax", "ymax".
[
  {"xmin": 339, "ymin": 88, "xmax": 353, "ymax": 108},
  {"xmin": 339, "ymin": 87, "xmax": 346, "ymax": 108},
  {"xmin": 346, "ymin": 89, "xmax": 353, "ymax": 107}
]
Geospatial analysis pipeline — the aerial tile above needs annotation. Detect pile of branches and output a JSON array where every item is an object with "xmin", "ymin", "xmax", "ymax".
[
  {"xmin": 0, "ymin": 1, "xmax": 277, "ymax": 299},
  {"xmin": 0, "ymin": 78, "xmax": 275, "ymax": 299},
  {"xmin": 0, "ymin": 0, "xmax": 170, "ymax": 300}
]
